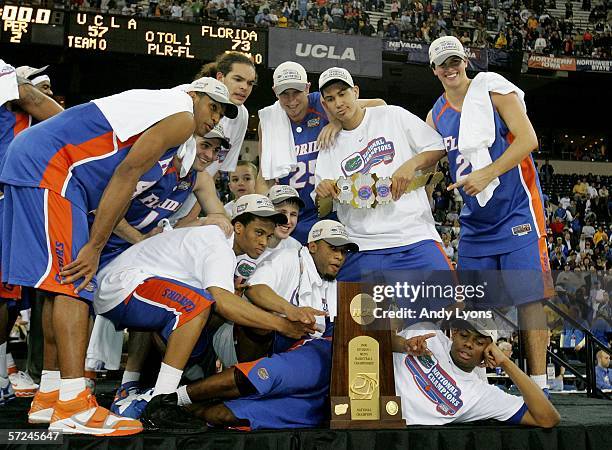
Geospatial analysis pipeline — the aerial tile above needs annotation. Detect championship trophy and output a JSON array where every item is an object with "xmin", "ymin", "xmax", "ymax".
[{"xmin": 330, "ymin": 282, "xmax": 405, "ymax": 429}]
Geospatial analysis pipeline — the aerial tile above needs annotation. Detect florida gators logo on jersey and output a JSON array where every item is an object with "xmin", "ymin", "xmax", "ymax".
[
  {"xmin": 404, "ymin": 354, "xmax": 463, "ymax": 416},
  {"xmin": 341, "ymin": 137, "xmax": 395, "ymax": 176}
]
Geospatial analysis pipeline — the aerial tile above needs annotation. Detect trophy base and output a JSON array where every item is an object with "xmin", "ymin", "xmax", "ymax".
[{"xmin": 330, "ymin": 396, "xmax": 406, "ymax": 429}]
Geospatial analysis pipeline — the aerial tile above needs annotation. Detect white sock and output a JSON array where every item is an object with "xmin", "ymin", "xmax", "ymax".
[
  {"xmin": 0, "ymin": 343, "xmax": 7, "ymax": 378},
  {"xmin": 531, "ymin": 374, "xmax": 547, "ymax": 389},
  {"xmin": 59, "ymin": 377, "xmax": 87, "ymax": 402},
  {"xmin": 121, "ymin": 371, "xmax": 141, "ymax": 385},
  {"xmin": 153, "ymin": 363, "xmax": 183, "ymax": 396},
  {"xmin": 39, "ymin": 370, "xmax": 61, "ymax": 393},
  {"xmin": 6, "ymin": 352, "xmax": 15, "ymax": 369},
  {"xmin": 176, "ymin": 385, "xmax": 192, "ymax": 406}
]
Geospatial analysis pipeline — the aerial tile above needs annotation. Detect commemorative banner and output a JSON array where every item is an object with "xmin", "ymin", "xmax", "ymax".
[
  {"xmin": 383, "ymin": 39, "xmax": 488, "ymax": 71},
  {"xmin": 268, "ymin": 28, "xmax": 382, "ymax": 78}
]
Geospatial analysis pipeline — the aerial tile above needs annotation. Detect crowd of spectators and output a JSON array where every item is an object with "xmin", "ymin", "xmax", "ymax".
[{"xmin": 39, "ymin": 0, "xmax": 611, "ymax": 57}]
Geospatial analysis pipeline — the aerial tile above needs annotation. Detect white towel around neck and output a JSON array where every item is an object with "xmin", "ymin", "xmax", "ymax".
[
  {"xmin": 176, "ymin": 135, "xmax": 196, "ymax": 177},
  {"xmin": 92, "ymin": 88, "xmax": 193, "ymax": 143},
  {"xmin": 258, "ymin": 101, "xmax": 297, "ymax": 180},
  {"xmin": 298, "ymin": 249, "xmax": 337, "ymax": 337},
  {"xmin": 0, "ymin": 60, "xmax": 19, "ymax": 105},
  {"xmin": 458, "ymin": 72, "xmax": 526, "ymax": 207}
]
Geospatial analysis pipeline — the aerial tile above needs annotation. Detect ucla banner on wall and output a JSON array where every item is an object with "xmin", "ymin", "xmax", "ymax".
[{"xmin": 268, "ymin": 28, "xmax": 382, "ymax": 78}]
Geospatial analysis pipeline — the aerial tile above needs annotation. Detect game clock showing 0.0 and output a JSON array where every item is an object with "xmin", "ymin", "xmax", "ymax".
[
  {"xmin": 0, "ymin": 5, "xmax": 64, "ymax": 46},
  {"xmin": 66, "ymin": 12, "xmax": 267, "ymax": 64}
]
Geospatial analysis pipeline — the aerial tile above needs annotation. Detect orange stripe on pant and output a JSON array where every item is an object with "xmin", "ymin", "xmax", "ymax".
[
  {"xmin": 39, "ymin": 132, "xmax": 141, "ymax": 194},
  {"xmin": 519, "ymin": 157, "xmax": 547, "ymax": 237},
  {"xmin": 131, "ymin": 278, "xmax": 214, "ymax": 329},
  {"xmin": 537, "ymin": 236, "xmax": 555, "ymax": 298},
  {"xmin": 434, "ymin": 242, "xmax": 455, "ymax": 271},
  {"xmin": 37, "ymin": 191, "xmax": 78, "ymax": 298}
]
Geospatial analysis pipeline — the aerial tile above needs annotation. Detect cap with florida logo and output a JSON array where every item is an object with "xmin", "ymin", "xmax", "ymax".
[{"xmin": 231, "ymin": 194, "xmax": 288, "ymax": 225}]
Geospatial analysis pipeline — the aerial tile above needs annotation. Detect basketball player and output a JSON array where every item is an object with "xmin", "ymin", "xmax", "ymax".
[
  {"xmin": 314, "ymin": 67, "xmax": 453, "ymax": 282},
  {"xmin": 426, "ymin": 36, "xmax": 551, "ymax": 389},
  {"xmin": 141, "ymin": 220, "xmax": 357, "ymax": 430},
  {"xmin": 393, "ymin": 319, "xmax": 560, "ymax": 427},
  {"xmin": 94, "ymin": 194, "xmax": 311, "ymax": 419},
  {"xmin": 0, "ymin": 61, "xmax": 62, "ymax": 406},
  {"xmin": 1, "ymin": 77, "xmax": 237, "ymax": 435},
  {"xmin": 256, "ymin": 61, "xmax": 386, "ymax": 244},
  {"xmin": 175, "ymin": 52, "xmax": 257, "ymax": 224}
]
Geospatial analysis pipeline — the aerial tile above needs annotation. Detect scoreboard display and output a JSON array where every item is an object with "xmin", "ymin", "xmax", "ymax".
[
  {"xmin": 0, "ymin": 5, "xmax": 64, "ymax": 46},
  {"xmin": 66, "ymin": 12, "xmax": 267, "ymax": 64}
]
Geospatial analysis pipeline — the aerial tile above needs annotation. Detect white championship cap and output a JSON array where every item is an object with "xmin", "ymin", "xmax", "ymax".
[
  {"xmin": 272, "ymin": 61, "xmax": 308, "ymax": 94},
  {"xmin": 451, "ymin": 315, "xmax": 498, "ymax": 343},
  {"xmin": 181, "ymin": 77, "xmax": 238, "ymax": 119},
  {"xmin": 267, "ymin": 185, "xmax": 305, "ymax": 208},
  {"xmin": 15, "ymin": 65, "xmax": 48, "ymax": 80},
  {"xmin": 308, "ymin": 219, "xmax": 359, "ymax": 252},
  {"xmin": 204, "ymin": 123, "xmax": 231, "ymax": 149},
  {"xmin": 428, "ymin": 36, "xmax": 467, "ymax": 66},
  {"xmin": 232, "ymin": 194, "xmax": 288, "ymax": 225},
  {"xmin": 318, "ymin": 67, "xmax": 355, "ymax": 91}
]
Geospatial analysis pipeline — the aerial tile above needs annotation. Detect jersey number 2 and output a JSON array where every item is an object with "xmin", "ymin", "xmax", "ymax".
[{"xmin": 289, "ymin": 160, "xmax": 316, "ymax": 189}]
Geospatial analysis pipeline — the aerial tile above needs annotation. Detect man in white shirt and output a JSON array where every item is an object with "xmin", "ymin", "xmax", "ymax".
[
  {"xmin": 314, "ymin": 67, "xmax": 453, "ymax": 282},
  {"xmin": 393, "ymin": 318, "xmax": 560, "ymax": 427},
  {"xmin": 141, "ymin": 220, "xmax": 358, "ymax": 430},
  {"xmin": 94, "ymin": 194, "xmax": 310, "ymax": 419}
]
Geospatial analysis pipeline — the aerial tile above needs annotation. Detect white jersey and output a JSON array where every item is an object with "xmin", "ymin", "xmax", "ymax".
[
  {"xmin": 258, "ymin": 236, "xmax": 302, "ymax": 261},
  {"xmin": 95, "ymin": 226, "xmax": 235, "ymax": 314},
  {"xmin": 224, "ymin": 200, "xmax": 235, "ymax": 217},
  {"xmin": 314, "ymin": 106, "xmax": 444, "ymax": 251},
  {"xmin": 206, "ymin": 104, "xmax": 248, "ymax": 175},
  {"xmin": 393, "ymin": 323, "xmax": 525, "ymax": 425}
]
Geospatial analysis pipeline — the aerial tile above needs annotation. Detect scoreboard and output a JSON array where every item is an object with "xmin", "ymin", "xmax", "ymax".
[
  {"xmin": 0, "ymin": 6, "xmax": 267, "ymax": 65},
  {"xmin": 0, "ymin": 5, "xmax": 63, "ymax": 46},
  {"xmin": 66, "ymin": 12, "xmax": 266, "ymax": 64}
]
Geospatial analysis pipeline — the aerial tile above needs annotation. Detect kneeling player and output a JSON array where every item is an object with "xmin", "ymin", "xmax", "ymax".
[
  {"xmin": 142, "ymin": 220, "xmax": 358, "ymax": 430},
  {"xmin": 94, "ymin": 194, "xmax": 311, "ymax": 418}
]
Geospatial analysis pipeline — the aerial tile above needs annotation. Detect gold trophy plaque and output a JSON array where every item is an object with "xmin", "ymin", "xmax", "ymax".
[{"xmin": 330, "ymin": 283, "xmax": 405, "ymax": 429}]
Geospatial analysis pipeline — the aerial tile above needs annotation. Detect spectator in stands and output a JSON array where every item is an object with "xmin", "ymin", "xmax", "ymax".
[
  {"xmin": 540, "ymin": 159, "xmax": 554, "ymax": 183},
  {"xmin": 595, "ymin": 350, "xmax": 612, "ymax": 390},
  {"xmin": 593, "ymin": 226, "xmax": 608, "ymax": 248},
  {"xmin": 441, "ymin": 233, "xmax": 455, "ymax": 261},
  {"xmin": 573, "ymin": 178, "xmax": 588, "ymax": 200},
  {"xmin": 582, "ymin": 222, "xmax": 596, "ymax": 239},
  {"xmin": 560, "ymin": 306, "xmax": 586, "ymax": 362},
  {"xmin": 495, "ymin": 31, "xmax": 508, "ymax": 48},
  {"xmin": 551, "ymin": 216, "xmax": 565, "ymax": 238}
]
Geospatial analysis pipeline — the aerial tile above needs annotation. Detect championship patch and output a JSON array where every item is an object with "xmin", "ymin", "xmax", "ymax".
[
  {"xmin": 512, "ymin": 223, "xmax": 532, "ymax": 236},
  {"xmin": 307, "ymin": 117, "xmax": 320, "ymax": 128},
  {"xmin": 340, "ymin": 137, "xmax": 395, "ymax": 177},
  {"xmin": 404, "ymin": 354, "xmax": 463, "ymax": 416},
  {"xmin": 177, "ymin": 181, "xmax": 192, "ymax": 191},
  {"xmin": 257, "ymin": 368, "xmax": 269, "ymax": 380}
]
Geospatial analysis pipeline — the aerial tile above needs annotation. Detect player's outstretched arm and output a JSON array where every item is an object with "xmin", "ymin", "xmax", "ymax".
[
  {"xmin": 16, "ymin": 83, "xmax": 63, "ymax": 121},
  {"xmin": 210, "ymin": 286, "xmax": 316, "ymax": 339},
  {"xmin": 484, "ymin": 342, "xmax": 560, "ymax": 428},
  {"xmin": 246, "ymin": 284, "xmax": 325, "ymax": 325},
  {"xmin": 193, "ymin": 171, "xmax": 232, "ymax": 236},
  {"xmin": 60, "ymin": 112, "xmax": 195, "ymax": 293}
]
